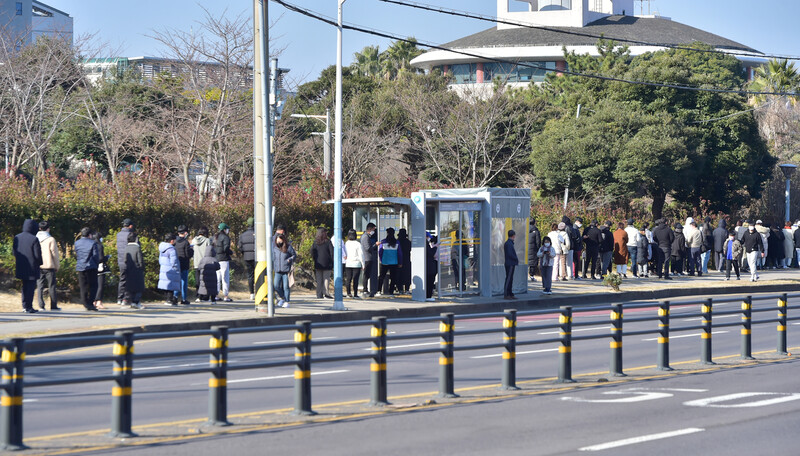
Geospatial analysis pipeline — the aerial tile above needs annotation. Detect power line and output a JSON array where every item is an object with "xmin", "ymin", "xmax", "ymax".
[
  {"xmin": 269, "ymin": 0, "xmax": 798, "ymax": 97},
  {"xmin": 378, "ymin": 0, "xmax": 800, "ymax": 63}
]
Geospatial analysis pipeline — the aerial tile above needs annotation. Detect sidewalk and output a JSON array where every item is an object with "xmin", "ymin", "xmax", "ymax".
[{"xmin": 2, "ymin": 268, "xmax": 800, "ymax": 347}]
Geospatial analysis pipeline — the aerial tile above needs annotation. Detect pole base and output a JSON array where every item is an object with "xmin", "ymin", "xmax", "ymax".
[
  {"xmin": 437, "ymin": 393, "xmax": 459, "ymax": 399},
  {"xmin": 292, "ymin": 410, "xmax": 317, "ymax": 416},
  {"xmin": 556, "ymin": 378, "xmax": 576, "ymax": 384},
  {"xmin": 658, "ymin": 367, "xmax": 674, "ymax": 372},
  {"xmin": 701, "ymin": 361, "xmax": 716, "ymax": 365},
  {"xmin": 0, "ymin": 443, "xmax": 28, "ymax": 451},
  {"xmin": 328, "ymin": 305, "xmax": 348, "ymax": 311},
  {"xmin": 368, "ymin": 400, "xmax": 390, "ymax": 407},
  {"xmin": 107, "ymin": 431, "xmax": 138, "ymax": 439},
  {"xmin": 778, "ymin": 351, "xmax": 789, "ymax": 356},
  {"xmin": 206, "ymin": 419, "xmax": 232, "ymax": 427},
  {"xmin": 612, "ymin": 373, "xmax": 627, "ymax": 377},
  {"xmin": 741, "ymin": 356, "xmax": 755, "ymax": 360},
  {"xmin": 256, "ymin": 305, "xmax": 268, "ymax": 314},
  {"xmin": 501, "ymin": 386, "xmax": 521, "ymax": 391}
]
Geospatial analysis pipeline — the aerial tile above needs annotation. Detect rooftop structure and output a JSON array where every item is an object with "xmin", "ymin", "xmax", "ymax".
[{"xmin": 0, "ymin": 0, "xmax": 73, "ymax": 48}]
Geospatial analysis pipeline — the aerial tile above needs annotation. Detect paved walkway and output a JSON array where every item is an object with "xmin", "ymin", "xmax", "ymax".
[{"xmin": 2, "ymin": 269, "xmax": 800, "ymax": 342}]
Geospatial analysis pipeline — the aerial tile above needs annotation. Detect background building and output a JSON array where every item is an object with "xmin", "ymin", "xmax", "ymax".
[
  {"xmin": 0, "ymin": 0, "xmax": 72, "ymax": 48},
  {"xmin": 410, "ymin": 0, "xmax": 765, "ymax": 90}
]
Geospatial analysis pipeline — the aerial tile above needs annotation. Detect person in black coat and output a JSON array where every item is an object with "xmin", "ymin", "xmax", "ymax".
[
  {"xmin": 116, "ymin": 218, "xmax": 135, "ymax": 304},
  {"xmin": 527, "ymin": 220, "xmax": 541, "ymax": 281},
  {"xmin": 396, "ymin": 228, "xmax": 412, "ymax": 293},
  {"xmin": 652, "ymin": 219, "xmax": 675, "ymax": 280},
  {"xmin": 581, "ymin": 221, "xmax": 601, "ymax": 279},
  {"xmin": 503, "ymin": 230, "xmax": 519, "ymax": 299},
  {"xmin": 712, "ymin": 219, "xmax": 728, "ymax": 272},
  {"xmin": 360, "ymin": 223, "xmax": 379, "ymax": 297},
  {"xmin": 311, "ymin": 227, "xmax": 334, "ymax": 299},
  {"xmin": 671, "ymin": 223, "xmax": 687, "ymax": 275},
  {"xmin": 237, "ymin": 218, "xmax": 256, "ymax": 298},
  {"xmin": 174, "ymin": 224, "xmax": 193, "ymax": 305},
  {"xmin": 213, "ymin": 223, "xmax": 233, "ymax": 302},
  {"xmin": 426, "ymin": 234, "xmax": 438, "ymax": 301},
  {"xmin": 598, "ymin": 221, "xmax": 614, "ymax": 277},
  {"xmin": 13, "ymin": 219, "xmax": 42, "ymax": 313},
  {"xmin": 767, "ymin": 225, "xmax": 784, "ymax": 269}
]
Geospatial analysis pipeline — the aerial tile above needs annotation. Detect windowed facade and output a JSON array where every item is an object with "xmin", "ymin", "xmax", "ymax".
[
  {"xmin": 16, "ymin": 2, "xmax": 23, "ymax": 15},
  {"xmin": 435, "ymin": 61, "xmax": 560, "ymax": 85},
  {"xmin": 450, "ymin": 63, "xmax": 477, "ymax": 84}
]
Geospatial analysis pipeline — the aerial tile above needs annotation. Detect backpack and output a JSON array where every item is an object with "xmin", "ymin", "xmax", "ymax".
[{"xmin": 381, "ymin": 243, "xmax": 399, "ymax": 265}]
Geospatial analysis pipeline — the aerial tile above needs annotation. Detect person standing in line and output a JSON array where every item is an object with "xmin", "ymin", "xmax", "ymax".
[
  {"xmin": 794, "ymin": 221, "xmax": 800, "ymax": 268},
  {"xmin": 198, "ymin": 246, "xmax": 220, "ymax": 303},
  {"xmin": 191, "ymin": 226, "xmax": 211, "ymax": 302},
  {"xmin": 311, "ymin": 227, "xmax": 334, "ymax": 299},
  {"xmin": 613, "ymin": 222, "xmax": 629, "ymax": 277},
  {"xmin": 700, "ymin": 217, "xmax": 714, "ymax": 274},
  {"xmin": 174, "ymin": 224, "xmax": 193, "ymax": 305},
  {"xmin": 14, "ymin": 219, "xmax": 42, "ymax": 313},
  {"xmin": 237, "ymin": 219, "xmax": 256, "ymax": 300},
  {"xmin": 158, "ymin": 233, "xmax": 181, "ymax": 306},
  {"xmin": 213, "ymin": 223, "xmax": 233, "ymax": 302},
  {"xmin": 396, "ymin": 228, "xmax": 412, "ymax": 294},
  {"xmin": 624, "ymin": 219, "xmax": 640, "ymax": 278},
  {"xmin": 652, "ymin": 219, "xmax": 674, "ymax": 280},
  {"xmin": 343, "ymin": 229, "xmax": 364, "ymax": 298},
  {"xmin": 684, "ymin": 220, "xmax": 703, "ymax": 276},
  {"xmin": 722, "ymin": 230, "xmax": 743, "ymax": 281},
  {"xmin": 273, "ymin": 233, "xmax": 296, "ymax": 308},
  {"xmin": 116, "ymin": 219, "xmax": 135, "ymax": 305},
  {"xmin": 555, "ymin": 222, "xmax": 571, "ymax": 281},
  {"xmin": 581, "ymin": 221, "xmax": 601, "ymax": 280},
  {"xmin": 782, "ymin": 221, "xmax": 795, "ymax": 268},
  {"xmin": 74, "ymin": 227, "xmax": 100, "ymax": 311},
  {"xmin": 426, "ymin": 234, "xmax": 439, "ymax": 301},
  {"xmin": 537, "ymin": 236, "xmax": 556, "ymax": 295},
  {"xmin": 545, "ymin": 223, "xmax": 564, "ymax": 282},
  {"xmin": 93, "ymin": 231, "xmax": 108, "ymax": 309},
  {"xmin": 598, "ymin": 221, "xmax": 614, "ymax": 278},
  {"xmin": 768, "ymin": 224, "xmax": 785, "ymax": 269},
  {"xmin": 378, "ymin": 227, "xmax": 402, "ymax": 296},
  {"xmin": 360, "ymin": 223, "xmax": 379, "ymax": 297},
  {"xmin": 571, "ymin": 217, "xmax": 584, "ymax": 280},
  {"xmin": 643, "ymin": 222, "xmax": 655, "ymax": 277},
  {"xmin": 636, "ymin": 225, "xmax": 650, "ymax": 278},
  {"xmin": 754, "ymin": 220, "xmax": 770, "ymax": 271},
  {"xmin": 671, "ymin": 223, "xmax": 686, "ymax": 276},
  {"xmin": 561, "ymin": 216, "xmax": 576, "ymax": 279},
  {"xmin": 36, "ymin": 221, "xmax": 60, "ymax": 311},
  {"xmin": 713, "ymin": 219, "xmax": 728, "ymax": 273},
  {"xmin": 123, "ymin": 232, "xmax": 146, "ymax": 310},
  {"xmin": 741, "ymin": 224, "xmax": 765, "ymax": 282},
  {"xmin": 503, "ymin": 230, "xmax": 519, "ymax": 300},
  {"xmin": 528, "ymin": 219, "xmax": 541, "ymax": 281}
]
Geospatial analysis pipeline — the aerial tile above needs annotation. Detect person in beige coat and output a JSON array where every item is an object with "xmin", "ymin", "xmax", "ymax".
[{"xmin": 36, "ymin": 221, "xmax": 61, "ymax": 310}]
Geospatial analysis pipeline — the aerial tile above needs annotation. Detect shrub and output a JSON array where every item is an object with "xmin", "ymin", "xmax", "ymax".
[{"xmin": 603, "ymin": 272, "xmax": 622, "ymax": 291}]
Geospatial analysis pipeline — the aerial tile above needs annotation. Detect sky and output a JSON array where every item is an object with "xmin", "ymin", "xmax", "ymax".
[{"xmin": 47, "ymin": 0, "xmax": 800, "ymax": 89}]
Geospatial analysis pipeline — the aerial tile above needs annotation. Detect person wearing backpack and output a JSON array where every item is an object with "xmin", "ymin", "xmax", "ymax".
[{"xmin": 377, "ymin": 228, "xmax": 403, "ymax": 295}]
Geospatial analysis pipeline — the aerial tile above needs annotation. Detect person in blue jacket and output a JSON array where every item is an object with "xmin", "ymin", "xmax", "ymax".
[
  {"xmin": 74, "ymin": 227, "xmax": 100, "ymax": 311},
  {"xmin": 158, "ymin": 233, "xmax": 181, "ymax": 305},
  {"xmin": 504, "ymin": 230, "xmax": 519, "ymax": 300},
  {"xmin": 377, "ymin": 228, "xmax": 402, "ymax": 296}
]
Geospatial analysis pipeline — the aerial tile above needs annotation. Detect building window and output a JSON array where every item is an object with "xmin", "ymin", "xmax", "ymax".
[
  {"xmin": 16, "ymin": 2, "xmax": 23, "ymax": 15},
  {"xmin": 450, "ymin": 63, "xmax": 476, "ymax": 84},
  {"xmin": 483, "ymin": 61, "xmax": 557, "ymax": 83}
]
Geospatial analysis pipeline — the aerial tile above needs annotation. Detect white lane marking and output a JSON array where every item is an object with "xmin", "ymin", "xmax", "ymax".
[
  {"xmin": 134, "ymin": 362, "xmax": 221, "ymax": 372},
  {"xmin": 470, "ymin": 348, "xmax": 557, "ymax": 359},
  {"xmin": 628, "ymin": 388, "xmax": 708, "ymax": 393},
  {"xmin": 402, "ymin": 329, "xmax": 442, "ymax": 334},
  {"xmin": 190, "ymin": 369, "xmax": 349, "ymax": 386},
  {"xmin": 253, "ymin": 336, "xmax": 337, "ymax": 345},
  {"xmin": 641, "ymin": 331, "xmax": 727, "ymax": 341},
  {"xmin": 684, "ymin": 392, "xmax": 800, "ymax": 408},
  {"xmin": 539, "ymin": 326, "xmax": 608, "ymax": 335},
  {"xmin": 579, "ymin": 428, "xmax": 705, "ymax": 451},
  {"xmin": 22, "ymin": 399, "xmax": 38, "ymax": 403},
  {"xmin": 363, "ymin": 342, "xmax": 440, "ymax": 351},
  {"xmin": 562, "ymin": 391, "xmax": 673, "ymax": 404},
  {"xmin": 682, "ymin": 315, "xmax": 739, "ymax": 322}
]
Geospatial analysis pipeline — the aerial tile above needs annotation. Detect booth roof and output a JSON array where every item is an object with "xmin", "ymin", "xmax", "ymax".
[
  {"xmin": 324, "ymin": 197, "xmax": 412, "ymax": 206},
  {"xmin": 420, "ymin": 188, "xmax": 531, "ymax": 198}
]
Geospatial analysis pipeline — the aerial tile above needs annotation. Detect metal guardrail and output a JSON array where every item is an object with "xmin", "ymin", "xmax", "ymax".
[{"xmin": 1, "ymin": 292, "xmax": 798, "ymax": 450}]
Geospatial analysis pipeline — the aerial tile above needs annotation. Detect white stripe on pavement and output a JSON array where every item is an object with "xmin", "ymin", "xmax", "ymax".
[
  {"xmin": 539, "ymin": 326, "xmax": 608, "ymax": 335},
  {"xmin": 134, "ymin": 362, "xmax": 219, "ymax": 372},
  {"xmin": 470, "ymin": 348, "xmax": 558, "ymax": 359},
  {"xmin": 641, "ymin": 331, "xmax": 727, "ymax": 341},
  {"xmin": 191, "ymin": 369, "xmax": 349, "ymax": 386},
  {"xmin": 253, "ymin": 336, "xmax": 337, "ymax": 345},
  {"xmin": 682, "ymin": 315, "xmax": 739, "ymax": 322},
  {"xmin": 579, "ymin": 428, "xmax": 705, "ymax": 451}
]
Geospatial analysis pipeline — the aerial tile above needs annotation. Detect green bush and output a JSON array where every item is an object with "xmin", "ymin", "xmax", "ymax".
[
  {"xmin": 56, "ymin": 256, "xmax": 78, "ymax": 292},
  {"xmin": 293, "ymin": 220, "xmax": 321, "ymax": 272}
]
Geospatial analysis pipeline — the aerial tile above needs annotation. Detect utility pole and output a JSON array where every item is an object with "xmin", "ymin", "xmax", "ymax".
[
  {"xmin": 332, "ymin": 0, "xmax": 346, "ymax": 311},
  {"xmin": 324, "ymin": 108, "xmax": 331, "ymax": 175}
]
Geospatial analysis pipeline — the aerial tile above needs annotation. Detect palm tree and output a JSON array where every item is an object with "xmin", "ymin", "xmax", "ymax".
[
  {"xmin": 350, "ymin": 45, "xmax": 383, "ymax": 78},
  {"xmin": 749, "ymin": 59, "xmax": 800, "ymax": 160},
  {"xmin": 750, "ymin": 59, "xmax": 800, "ymax": 105},
  {"xmin": 380, "ymin": 38, "xmax": 423, "ymax": 80}
]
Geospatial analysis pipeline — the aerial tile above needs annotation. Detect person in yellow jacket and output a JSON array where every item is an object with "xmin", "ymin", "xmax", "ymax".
[{"xmin": 36, "ymin": 221, "xmax": 61, "ymax": 311}]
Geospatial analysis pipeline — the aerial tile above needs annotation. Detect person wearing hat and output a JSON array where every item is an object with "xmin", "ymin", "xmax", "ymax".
[
  {"xmin": 36, "ymin": 221, "xmax": 60, "ymax": 311},
  {"xmin": 213, "ymin": 223, "xmax": 234, "ymax": 302},
  {"xmin": 503, "ymin": 230, "xmax": 519, "ymax": 300},
  {"xmin": 238, "ymin": 218, "xmax": 256, "ymax": 300},
  {"xmin": 116, "ymin": 218, "xmax": 135, "ymax": 305},
  {"xmin": 13, "ymin": 219, "xmax": 43, "ymax": 313},
  {"xmin": 174, "ymin": 224, "xmax": 193, "ymax": 305}
]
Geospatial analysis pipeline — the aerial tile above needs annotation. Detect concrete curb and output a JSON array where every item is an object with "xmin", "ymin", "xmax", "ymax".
[{"xmin": 24, "ymin": 282, "xmax": 800, "ymax": 354}]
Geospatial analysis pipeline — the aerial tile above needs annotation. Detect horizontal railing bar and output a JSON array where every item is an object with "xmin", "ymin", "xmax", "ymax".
[
  {"xmin": 25, "ymin": 335, "xmax": 122, "ymax": 347},
  {"xmin": 750, "ymin": 295, "xmax": 781, "ymax": 301},
  {"xmin": 786, "ymin": 305, "xmax": 800, "ymax": 311},
  {"xmin": 133, "ymin": 366, "xmax": 214, "ymax": 379},
  {"xmin": 623, "ymin": 316, "xmax": 658, "ymax": 324},
  {"xmin": 456, "ymin": 312, "xmax": 505, "ymax": 320},
  {"xmin": 226, "ymin": 360, "xmax": 297, "ymax": 371},
  {"xmin": 623, "ymin": 329, "xmax": 658, "ymax": 337},
  {"xmin": 670, "ymin": 325, "xmax": 707, "ymax": 332},
  {"xmin": 134, "ymin": 349, "xmax": 210, "ymax": 360},
  {"xmin": 228, "ymin": 343, "xmax": 297, "ymax": 353},
  {"xmin": 572, "ymin": 333, "xmax": 612, "ymax": 342},
  {"xmin": 228, "ymin": 324, "xmax": 298, "ymax": 335},
  {"xmin": 571, "ymin": 321, "xmax": 610, "ymax": 328},
  {"xmin": 712, "ymin": 310, "xmax": 743, "ymax": 316},
  {"xmin": 751, "ymin": 307, "xmax": 777, "ymax": 313},
  {"xmin": 312, "ymin": 353, "xmax": 375, "ymax": 364},
  {"xmin": 453, "ymin": 343, "xmax": 503, "ymax": 352},
  {"xmin": 24, "ymin": 374, "xmax": 119, "ymax": 388},
  {"xmin": 135, "ymin": 330, "xmax": 214, "ymax": 340},
  {"xmin": 386, "ymin": 332, "xmax": 440, "ymax": 342},
  {"xmin": 670, "ymin": 312, "xmax": 704, "ymax": 319},
  {"xmin": 455, "ymin": 328, "xmax": 503, "ymax": 337},
  {"xmin": 515, "ymin": 323, "xmax": 561, "ymax": 332},
  {"xmin": 313, "ymin": 337, "xmax": 375, "ymax": 347},
  {"xmin": 25, "ymin": 355, "xmax": 118, "ymax": 367},
  {"xmin": 751, "ymin": 319, "xmax": 780, "ymax": 325},
  {"xmin": 624, "ymin": 302, "xmax": 662, "ymax": 310},
  {"xmin": 386, "ymin": 348, "xmax": 443, "ymax": 358},
  {"xmin": 713, "ymin": 297, "xmax": 749, "ymax": 305},
  {"xmin": 386, "ymin": 316, "xmax": 443, "ymax": 325},
  {"xmin": 516, "ymin": 308, "xmax": 562, "ymax": 317},
  {"xmin": 787, "ymin": 316, "xmax": 800, "ymax": 321},
  {"xmin": 516, "ymin": 337, "xmax": 560, "ymax": 347},
  {"xmin": 713, "ymin": 322, "xmax": 746, "ymax": 329},
  {"xmin": 313, "ymin": 320, "xmax": 375, "ymax": 329}
]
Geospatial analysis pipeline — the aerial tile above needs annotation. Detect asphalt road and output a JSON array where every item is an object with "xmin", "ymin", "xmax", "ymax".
[{"xmin": 16, "ymin": 292, "xmax": 799, "ymax": 448}]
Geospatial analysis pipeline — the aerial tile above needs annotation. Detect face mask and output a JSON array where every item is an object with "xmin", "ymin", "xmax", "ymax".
[
  {"xmin": 748, "ymin": 226, "xmax": 754, "ymax": 231},
  {"xmin": 544, "ymin": 242, "xmax": 551, "ymax": 247},
  {"xmin": 575, "ymin": 222, "xmax": 582, "ymax": 228},
  {"xmin": 277, "ymin": 241, "xmax": 283, "ymax": 246}
]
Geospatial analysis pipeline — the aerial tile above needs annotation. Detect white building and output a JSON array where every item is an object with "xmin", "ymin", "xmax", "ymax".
[
  {"xmin": 0, "ymin": 0, "xmax": 73, "ymax": 47},
  {"xmin": 410, "ymin": 0, "xmax": 764, "ymax": 90}
]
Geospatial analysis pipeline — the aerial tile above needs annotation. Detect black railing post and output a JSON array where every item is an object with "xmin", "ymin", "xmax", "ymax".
[
  {"xmin": 502, "ymin": 309, "xmax": 518, "ymax": 390},
  {"xmin": 701, "ymin": 298, "xmax": 714, "ymax": 364},
  {"xmin": 610, "ymin": 304, "xmax": 625, "ymax": 377},
  {"xmin": 110, "ymin": 331, "xmax": 136, "ymax": 438},
  {"xmin": 208, "ymin": 326, "xmax": 230, "ymax": 426},
  {"xmin": 1, "ymin": 339, "xmax": 26, "ymax": 450},
  {"xmin": 370, "ymin": 316, "xmax": 389, "ymax": 406},
  {"xmin": 741, "ymin": 296, "xmax": 754, "ymax": 360},
  {"xmin": 438, "ymin": 313, "xmax": 458, "ymax": 398},
  {"xmin": 558, "ymin": 306, "xmax": 574, "ymax": 383},
  {"xmin": 657, "ymin": 301, "xmax": 672, "ymax": 371},
  {"xmin": 294, "ymin": 321, "xmax": 315, "ymax": 415},
  {"xmin": 778, "ymin": 294, "xmax": 788, "ymax": 355}
]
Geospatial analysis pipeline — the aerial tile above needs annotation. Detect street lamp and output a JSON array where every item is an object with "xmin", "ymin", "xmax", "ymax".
[
  {"xmin": 290, "ymin": 111, "xmax": 332, "ymax": 174},
  {"xmin": 779, "ymin": 164, "xmax": 797, "ymax": 223},
  {"xmin": 332, "ymin": 0, "xmax": 346, "ymax": 311}
]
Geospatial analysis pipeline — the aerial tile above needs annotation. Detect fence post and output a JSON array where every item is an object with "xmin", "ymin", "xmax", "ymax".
[
  {"xmin": 294, "ymin": 321, "xmax": 314, "ymax": 415},
  {"xmin": 502, "ymin": 309, "xmax": 518, "ymax": 390},
  {"xmin": 1, "ymin": 339, "xmax": 25, "ymax": 450},
  {"xmin": 778, "ymin": 294, "xmax": 788, "ymax": 355},
  {"xmin": 610, "ymin": 304, "xmax": 625, "ymax": 377},
  {"xmin": 657, "ymin": 301, "xmax": 672, "ymax": 371},
  {"xmin": 370, "ymin": 316, "xmax": 388, "ymax": 406},
  {"xmin": 438, "ymin": 312, "xmax": 458, "ymax": 398},
  {"xmin": 208, "ymin": 326, "xmax": 230, "ymax": 426},
  {"xmin": 558, "ymin": 306, "xmax": 574, "ymax": 383},
  {"xmin": 701, "ymin": 298, "xmax": 714, "ymax": 364},
  {"xmin": 110, "ymin": 331, "xmax": 136, "ymax": 438},
  {"xmin": 741, "ymin": 296, "xmax": 754, "ymax": 360}
]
